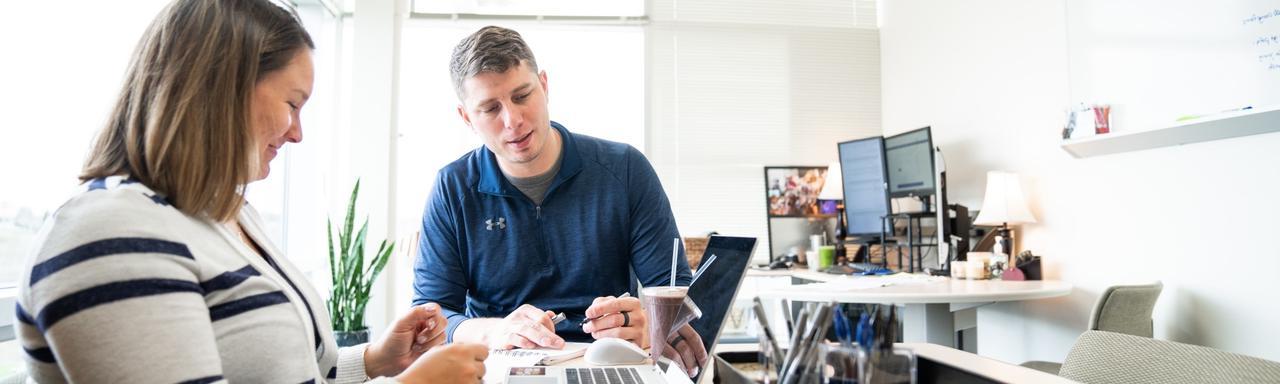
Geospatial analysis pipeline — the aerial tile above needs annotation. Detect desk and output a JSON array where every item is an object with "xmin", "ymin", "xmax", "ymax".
[
  {"xmin": 711, "ymin": 342, "xmax": 1076, "ymax": 384},
  {"xmin": 904, "ymin": 343, "xmax": 1078, "ymax": 383},
  {"xmin": 752, "ymin": 269, "xmax": 1072, "ymax": 348}
]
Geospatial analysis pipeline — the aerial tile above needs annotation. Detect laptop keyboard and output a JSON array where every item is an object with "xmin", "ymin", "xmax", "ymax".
[{"xmin": 565, "ymin": 367, "xmax": 642, "ymax": 384}]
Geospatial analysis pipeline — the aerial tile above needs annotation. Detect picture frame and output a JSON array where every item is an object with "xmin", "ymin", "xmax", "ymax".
[{"xmin": 763, "ymin": 166, "xmax": 830, "ymax": 218}]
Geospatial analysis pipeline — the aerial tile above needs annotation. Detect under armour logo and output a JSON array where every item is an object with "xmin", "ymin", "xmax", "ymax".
[{"xmin": 485, "ymin": 217, "xmax": 507, "ymax": 230}]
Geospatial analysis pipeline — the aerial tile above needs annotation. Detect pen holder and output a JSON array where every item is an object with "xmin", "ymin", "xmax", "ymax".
[
  {"xmin": 1016, "ymin": 256, "xmax": 1042, "ymax": 280},
  {"xmin": 757, "ymin": 330, "xmax": 779, "ymax": 384},
  {"xmin": 788, "ymin": 349, "xmax": 827, "ymax": 384},
  {"xmin": 821, "ymin": 344, "xmax": 865, "ymax": 384},
  {"xmin": 860, "ymin": 347, "xmax": 917, "ymax": 384}
]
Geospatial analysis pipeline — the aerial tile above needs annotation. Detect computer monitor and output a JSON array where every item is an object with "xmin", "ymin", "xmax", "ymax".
[
  {"xmin": 884, "ymin": 126, "xmax": 936, "ymax": 198},
  {"xmin": 838, "ymin": 136, "xmax": 891, "ymax": 238}
]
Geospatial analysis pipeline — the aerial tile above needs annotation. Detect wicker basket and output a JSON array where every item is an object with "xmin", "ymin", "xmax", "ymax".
[{"xmin": 683, "ymin": 236, "xmax": 709, "ymax": 270}]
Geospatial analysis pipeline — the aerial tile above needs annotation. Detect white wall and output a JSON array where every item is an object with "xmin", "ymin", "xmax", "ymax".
[
  {"xmin": 646, "ymin": 0, "xmax": 881, "ymax": 262},
  {"xmin": 882, "ymin": 0, "xmax": 1280, "ymax": 364}
]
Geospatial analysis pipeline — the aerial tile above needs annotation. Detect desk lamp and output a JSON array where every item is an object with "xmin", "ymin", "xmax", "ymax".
[
  {"xmin": 818, "ymin": 161, "xmax": 847, "ymax": 263},
  {"xmin": 973, "ymin": 171, "xmax": 1037, "ymax": 259}
]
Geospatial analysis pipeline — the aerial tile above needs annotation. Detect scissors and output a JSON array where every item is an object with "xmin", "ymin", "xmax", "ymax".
[
  {"xmin": 855, "ymin": 311, "xmax": 874, "ymax": 350},
  {"xmin": 829, "ymin": 305, "xmax": 859, "ymax": 383},
  {"xmin": 832, "ymin": 305, "xmax": 854, "ymax": 348}
]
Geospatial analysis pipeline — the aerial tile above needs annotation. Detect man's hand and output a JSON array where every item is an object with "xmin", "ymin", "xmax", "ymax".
[
  {"xmin": 657, "ymin": 324, "xmax": 707, "ymax": 377},
  {"xmin": 364, "ymin": 303, "xmax": 448, "ymax": 377},
  {"xmin": 582, "ymin": 295, "xmax": 647, "ymax": 347},
  {"xmin": 487, "ymin": 304, "xmax": 565, "ymax": 350}
]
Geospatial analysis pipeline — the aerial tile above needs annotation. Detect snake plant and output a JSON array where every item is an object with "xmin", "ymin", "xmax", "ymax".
[{"xmin": 327, "ymin": 179, "xmax": 394, "ymax": 332}]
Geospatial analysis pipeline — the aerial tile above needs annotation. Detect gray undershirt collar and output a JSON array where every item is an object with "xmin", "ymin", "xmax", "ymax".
[{"xmin": 504, "ymin": 152, "xmax": 563, "ymax": 206}]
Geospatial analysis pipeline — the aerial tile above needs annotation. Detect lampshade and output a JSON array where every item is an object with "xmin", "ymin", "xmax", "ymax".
[
  {"xmin": 818, "ymin": 161, "xmax": 843, "ymax": 200},
  {"xmin": 973, "ymin": 171, "xmax": 1037, "ymax": 226}
]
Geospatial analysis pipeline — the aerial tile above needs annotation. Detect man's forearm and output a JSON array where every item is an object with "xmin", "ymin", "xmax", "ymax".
[{"xmin": 452, "ymin": 317, "xmax": 502, "ymax": 345}]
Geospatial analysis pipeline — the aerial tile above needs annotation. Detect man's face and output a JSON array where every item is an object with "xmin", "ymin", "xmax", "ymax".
[{"xmin": 457, "ymin": 61, "xmax": 552, "ymax": 168}]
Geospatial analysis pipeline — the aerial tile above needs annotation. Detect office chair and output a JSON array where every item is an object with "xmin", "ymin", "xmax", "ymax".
[
  {"xmin": 1058, "ymin": 330, "xmax": 1280, "ymax": 384},
  {"xmin": 1089, "ymin": 281, "xmax": 1163, "ymax": 337},
  {"xmin": 1022, "ymin": 281, "xmax": 1164, "ymax": 375}
]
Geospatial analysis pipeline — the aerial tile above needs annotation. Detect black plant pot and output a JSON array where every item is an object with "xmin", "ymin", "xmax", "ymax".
[{"xmin": 335, "ymin": 328, "xmax": 370, "ymax": 347}]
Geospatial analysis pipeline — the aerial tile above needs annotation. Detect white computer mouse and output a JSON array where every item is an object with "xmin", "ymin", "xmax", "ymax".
[{"xmin": 585, "ymin": 337, "xmax": 648, "ymax": 365}]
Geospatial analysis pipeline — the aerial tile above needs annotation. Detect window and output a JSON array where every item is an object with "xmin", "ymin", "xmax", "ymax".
[
  {"xmin": 645, "ymin": 0, "xmax": 881, "ymax": 262},
  {"xmin": 393, "ymin": 20, "xmax": 645, "ymax": 306},
  {"xmin": 412, "ymin": 0, "xmax": 644, "ymax": 17},
  {"xmin": 252, "ymin": 2, "xmax": 348, "ymax": 283},
  {"xmin": 0, "ymin": 1, "xmax": 343, "ymax": 288},
  {"xmin": 0, "ymin": 1, "xmax": 173, "ymax": 287}
]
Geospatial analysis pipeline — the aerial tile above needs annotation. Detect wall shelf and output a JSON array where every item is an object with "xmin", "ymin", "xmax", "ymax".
[{"xmin": 1060, "ymin": 105, "xmax": 1280, "ymax": 159}]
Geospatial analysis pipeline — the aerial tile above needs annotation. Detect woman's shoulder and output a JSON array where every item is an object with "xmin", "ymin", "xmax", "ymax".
[
  {"xmin": 22, "ymin": 176, "xmax": 209, "ymax": 305},
  {"xmin": 59, "ymin": 175, "xmax": 181, "ymax": 217},
  {"xmin": 41, "ymin": 176, "xmax": 198, "ymax": 247}
]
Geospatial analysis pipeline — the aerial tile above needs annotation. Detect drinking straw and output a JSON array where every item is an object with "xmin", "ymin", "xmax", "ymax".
[{"xmin": 670, "ymin": 238, "xmax": 679, "ymax": 286}]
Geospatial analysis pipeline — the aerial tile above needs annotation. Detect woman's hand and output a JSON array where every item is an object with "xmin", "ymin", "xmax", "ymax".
[
  {"xmin": 364, "ymin": 303, "xmax": 449, "ymax": 377},
  {"xmin": 395, "ymin": 343, "xmax": 489, "ymax": 384}
]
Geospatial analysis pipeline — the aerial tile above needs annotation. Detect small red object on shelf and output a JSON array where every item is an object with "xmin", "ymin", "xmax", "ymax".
[{"xmin": 1093, "ymin": 104, "xmax": 1111, "ymax": 134}]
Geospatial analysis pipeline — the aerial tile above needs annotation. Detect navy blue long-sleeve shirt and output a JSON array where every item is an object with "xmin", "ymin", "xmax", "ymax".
[{"xmin": 413, "ymin": 122, "xmax": 691, "ymax": 342}]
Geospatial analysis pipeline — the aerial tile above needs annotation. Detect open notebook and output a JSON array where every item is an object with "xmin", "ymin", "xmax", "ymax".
[
  {"xmin": 484, "ymin": 342, "xmax": 590, "ymax": 383},
  {"xmin": 490, "ymin": 342, "xmax": 590, "ymax": 365}
]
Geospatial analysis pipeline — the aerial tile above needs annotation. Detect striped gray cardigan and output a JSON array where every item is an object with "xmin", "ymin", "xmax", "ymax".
[{"xmin": 16, "ymin": 176, "xmax": 395, "ymax": 383}]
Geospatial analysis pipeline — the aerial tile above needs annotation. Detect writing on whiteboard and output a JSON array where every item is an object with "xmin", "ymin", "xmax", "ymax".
[
  {"xmin": 1242, "ymin": 9, "xmax": 1280, "ymax": 26},
  {"xmin": 1246, "ymin": 8, "xmax": 1280, "ymax": 71},
  {"xmin": 1261, "ymin": 50, "xmax": 1280, "ymax": 62}
]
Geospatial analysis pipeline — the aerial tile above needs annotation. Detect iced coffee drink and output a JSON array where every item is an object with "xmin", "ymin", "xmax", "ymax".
[{"xmin": 641, "ymin": 286, "xmax": 700, "ymax": 364}]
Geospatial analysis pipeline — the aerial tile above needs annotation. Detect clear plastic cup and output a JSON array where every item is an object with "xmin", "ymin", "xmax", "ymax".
[
  {"xmin": 822, "ymin": 344, "xmax": 864, "ymax": 384},
  {"xmin": 641, "ymin": 286, "xmax": 702, "ymax": 363}
]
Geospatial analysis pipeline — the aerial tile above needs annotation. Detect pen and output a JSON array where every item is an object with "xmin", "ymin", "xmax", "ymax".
[
  {"xmin": 779, "ymin": 308, "xmax": 809, "ymax": 380},
  {"xmin": 579, "ymin": 292, "xmax": 632, "ymax": 326},
  {"xmin": 782, "ymin": 303, "xmax": 832, "ymax": 384},
  {"xmin": 751, "ymin": 297, "xmax": 784, "ymax": 372},
  {"xmin": 1176, "ymin": 106, "xmax": 1253, "ymax": 122}
]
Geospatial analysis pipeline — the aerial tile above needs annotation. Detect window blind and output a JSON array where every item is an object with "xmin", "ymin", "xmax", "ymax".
[{"xmin": 646, "ymin": 0, "xmax": 881, "ymax": 262}]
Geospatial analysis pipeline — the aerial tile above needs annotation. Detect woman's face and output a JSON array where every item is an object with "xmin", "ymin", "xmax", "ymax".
[{"xmin": 249, "ymin": 49, "xmax": 314, "ymax": 181}]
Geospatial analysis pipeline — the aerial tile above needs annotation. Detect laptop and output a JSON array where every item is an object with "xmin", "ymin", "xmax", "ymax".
[{"xmin": 502, "ymin": 235, "xmax": 758, "ymax": 384}]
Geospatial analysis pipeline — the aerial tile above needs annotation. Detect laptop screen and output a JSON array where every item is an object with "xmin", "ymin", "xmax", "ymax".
[{"xmin": 684, "ymin": 235, "xmax": 757, "ymax": 380}]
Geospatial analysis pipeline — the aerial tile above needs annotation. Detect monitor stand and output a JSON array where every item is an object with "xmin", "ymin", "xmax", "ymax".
[{"xmin": 819, "ymin": 236, "xmax": 891, "ymax": 275}]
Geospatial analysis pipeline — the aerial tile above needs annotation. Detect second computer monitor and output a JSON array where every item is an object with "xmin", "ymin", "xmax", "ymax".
[
  {"xmin": 884, "ymin": 126, "xmax": 936, "ymax": 198},
  {"xmin": 838, "ymin": 136, "xmax": 891, "ymax": 237}
]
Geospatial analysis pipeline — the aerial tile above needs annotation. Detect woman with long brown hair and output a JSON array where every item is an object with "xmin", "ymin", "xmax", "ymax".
[{"xmin": 16, "ymin": 1, "xmax": 485, "ymax": 382}]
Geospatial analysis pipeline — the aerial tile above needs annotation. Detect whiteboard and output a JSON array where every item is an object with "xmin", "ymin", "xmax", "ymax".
[{"xmin": 1066, "ymin": 0, "xmax": 1280, "ymax": 132}]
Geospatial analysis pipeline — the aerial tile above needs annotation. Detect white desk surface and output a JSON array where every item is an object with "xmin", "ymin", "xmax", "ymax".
[
  {"xmin": 712, "ymin": 342, "xmax": 1077, "ymax": 383},
  {"xmin": 901, "ymin": 342, "xmax": 1079, "ymax": 383},
  {"xmin": 749, "ymin": 268, "xmax": 1072, "ymax": 304}
]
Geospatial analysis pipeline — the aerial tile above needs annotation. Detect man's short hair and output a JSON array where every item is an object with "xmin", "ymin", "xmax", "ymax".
[{"xmin": 449, "ymin": 25, "xmax": 539, "ymax": 99}]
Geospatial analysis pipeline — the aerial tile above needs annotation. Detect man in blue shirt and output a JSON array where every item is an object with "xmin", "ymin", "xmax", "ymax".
[{"xmin": 413, "ymin": 26, "xmax": 707, "ymax": 376}]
